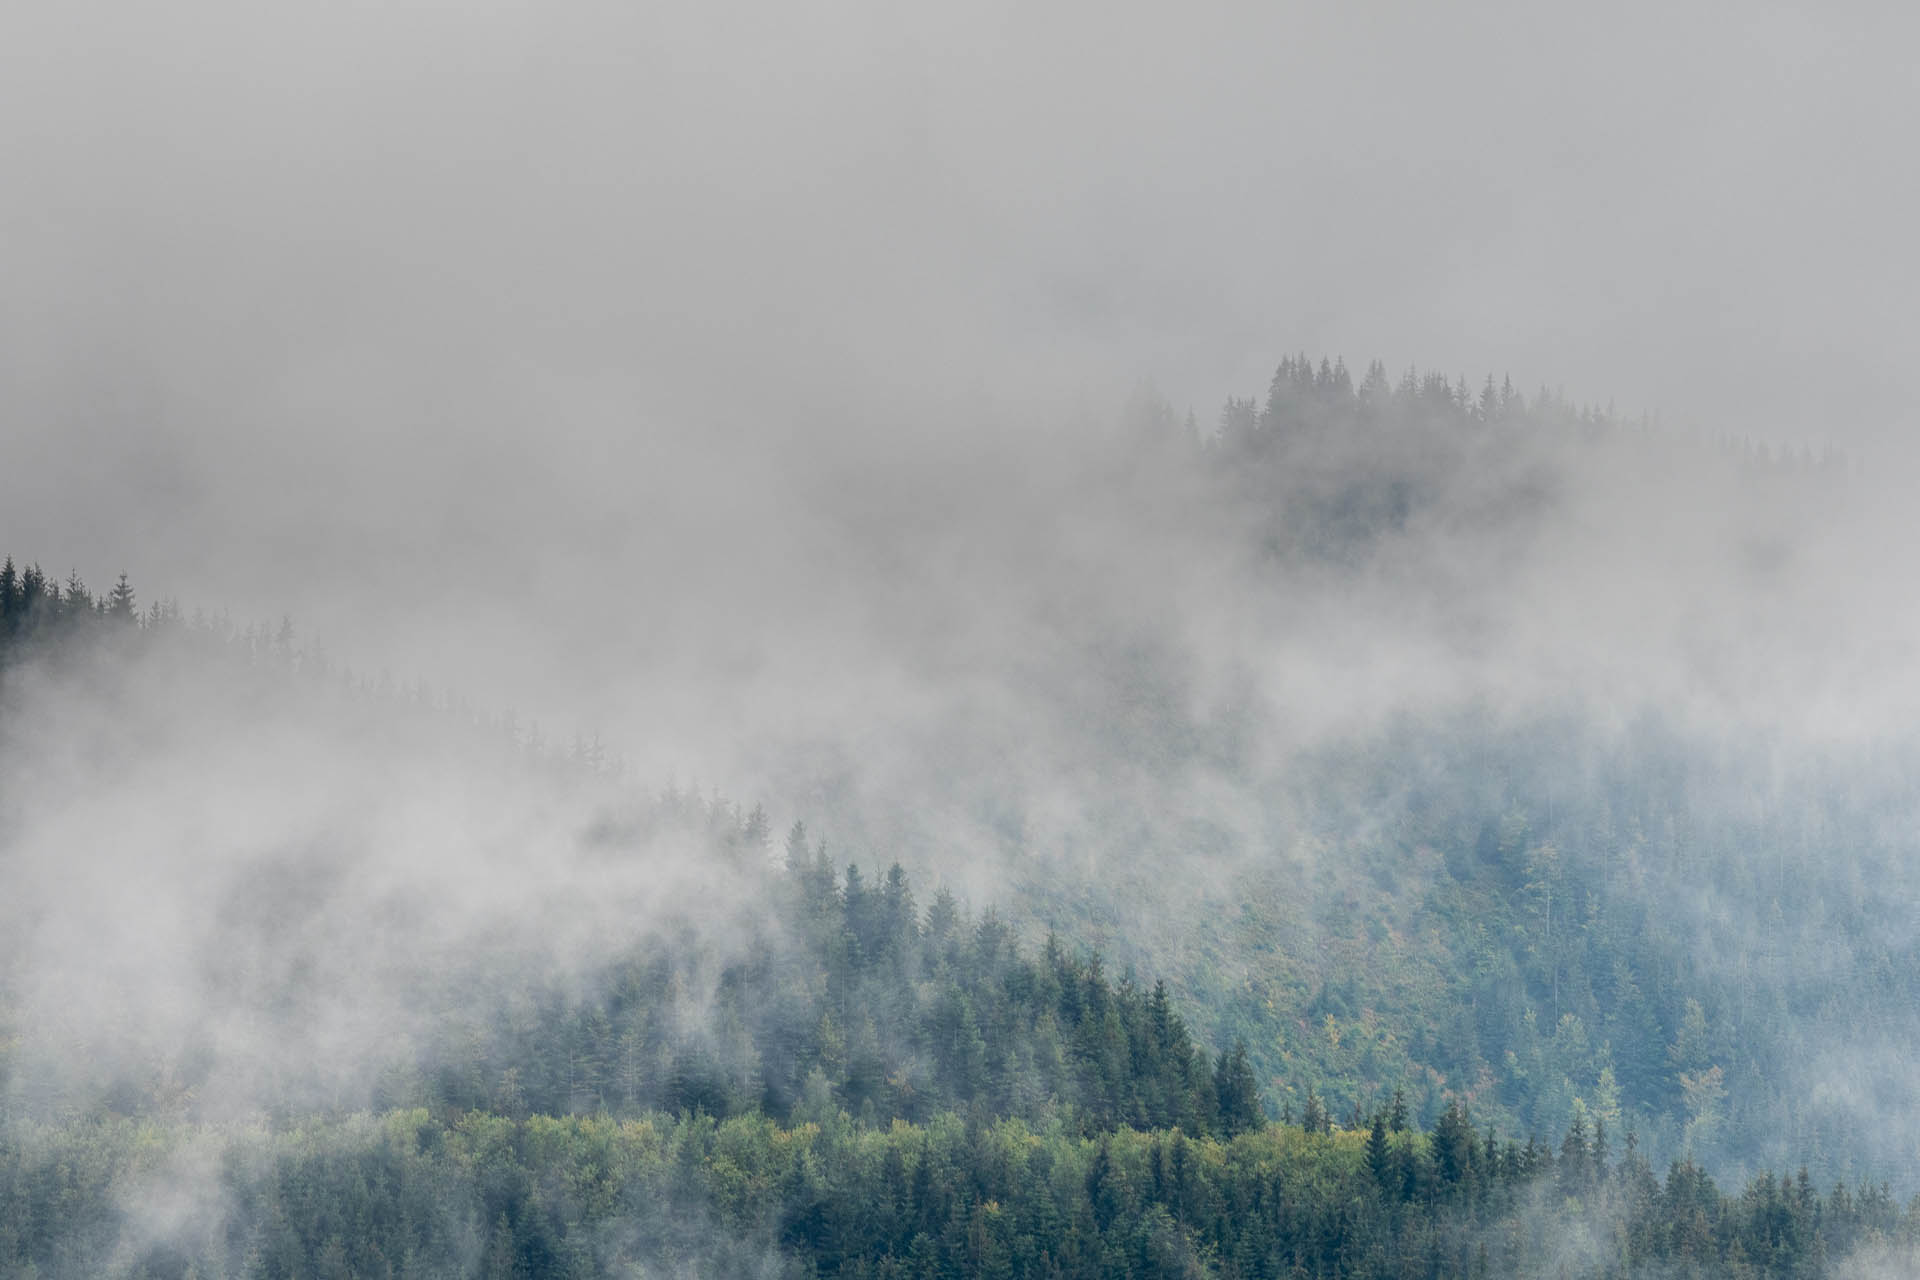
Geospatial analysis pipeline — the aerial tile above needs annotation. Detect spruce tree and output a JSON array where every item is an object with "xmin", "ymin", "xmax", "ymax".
[
  {"xmin": 1367, "ymin": 1114, "xmax": 1392, "ymax": 1189},
  {"xmin": 107, "ymin": 572, "xmax": 136, "ymax": 623},
  {"xmin": 0, "ymin": 556, "xmax": 17, "ymax": 634},
  {"xmin": 1214, "ymin": 1042, "xmax": 1262, "ymax": 1137}
]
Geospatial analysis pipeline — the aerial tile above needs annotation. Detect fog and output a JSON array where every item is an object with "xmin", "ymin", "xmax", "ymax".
[
  {"xmin": 6, "ymin": 0, "xmax": 1918, "ymax": 677},
  {"xmin": 4, "ymin": 1, "xmax": 1920, "ymax": 1268}
]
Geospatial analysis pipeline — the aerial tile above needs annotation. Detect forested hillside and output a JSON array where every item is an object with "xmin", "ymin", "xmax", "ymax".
[
  {"xmin": 2, "ymin": 354, "xmax": 1914, "ymax": 1277},
  {"xmin": 1, "ymin": 591, "xmax": 1914, "ymax": 1276}
]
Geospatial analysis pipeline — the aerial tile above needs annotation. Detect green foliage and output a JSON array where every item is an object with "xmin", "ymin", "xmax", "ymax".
[
  {"xmin": 411, "ymin": 848, "xmax": 1238, "ymax": 1143},
  {"xmin": 5, "ymin": 1106, "xmax": 1911, "ymax": 1278}
]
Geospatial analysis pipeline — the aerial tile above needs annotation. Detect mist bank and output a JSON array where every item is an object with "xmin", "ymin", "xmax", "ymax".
[
  {"xmin": 0, "ymin": 609, "xmax": 783, "ymax": 1128},
  {"xmin": 6, "ymin": 354, "xmax": 1920, "ymax": 1209}
]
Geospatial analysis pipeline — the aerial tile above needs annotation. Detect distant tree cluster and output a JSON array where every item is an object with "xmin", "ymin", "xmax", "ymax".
[
  {"xmin": 6, "ymin": 1095, "xmax": 1914, "ymax": 1277},
  {"xmin": 0, "ymin": 559, "xmax": 144, "ymax": 651},
  {"xmin": 1084, "ymin": 705, "xmax": 1920, "ymax": 1194},
  {"xmin": 1209, "ymin": 351, "xmax": 1843, "ymax": 468},
  {"xmin": 411, "ymin": 819, "xmax": 1261, "ymax": 1144},
  {"xmin": 0, "ymin": 557, "xmax": 632, "ymax": 780},
  {"xmin": 1146, "ymin": 352, "xmax": 1847, "ymax": 567}
]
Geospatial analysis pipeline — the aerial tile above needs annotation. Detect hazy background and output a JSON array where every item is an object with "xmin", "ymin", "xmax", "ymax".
[
  {"xmin": 5, "ymin": 0, "xmax": 1920, "ymax": 1233},
  {"xmin": 4, "ymin": 0, "xmax": 1917, "ymax": 752}
]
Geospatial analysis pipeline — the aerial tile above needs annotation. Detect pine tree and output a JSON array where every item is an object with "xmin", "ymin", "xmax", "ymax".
[
  {"xmin": 1300, "ymin": 1082, "xmax": 1328, "ymax": 1136},
  {"xmin": 742, "ymin": 803, "xmax": 771, "ymax": 854},
  {"xmin": 1367, "ymin": 1114, "xmax": 1392, "ymax": 1189},
  {"xmin": 107, "ymin": 573, "xmax": 136, "ymax": 623},
  {"xmin": 0, "ymin": 557, "xmax": 18, "ymax": 634},
  {"xmin": 1214, "ymin": 1042, "xmax": 1262, "ymax": 1138},
  {"xmin": 1432, "ymin": 1100, "xmax": 1475, "ymax": 1186},
  {"xmin": 62, "ymin": 569, "xmax": 90, "ymax": 620},
  {"xmin": 1559, "ymin": 1111, "xmax": 1590, "ymax": 1198},
  {"xmin": 881, "ymin": 863, "xmax": 918, "ymax": 960}
]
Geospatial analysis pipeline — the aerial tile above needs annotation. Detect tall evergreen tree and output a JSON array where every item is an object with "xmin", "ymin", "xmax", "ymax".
[
  {"xmin": 1214, "ymin": 1041, "xmax": 1262, "ymax": 1137},
  {"xmin": 107, "ymin": 572, "xmax": 137, "ymax": 623}
]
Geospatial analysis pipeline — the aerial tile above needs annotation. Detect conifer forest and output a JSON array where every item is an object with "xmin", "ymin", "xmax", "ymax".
[{"xmin": 5, "ymin": 2, "xmax": 1919, "ymax": 1276}]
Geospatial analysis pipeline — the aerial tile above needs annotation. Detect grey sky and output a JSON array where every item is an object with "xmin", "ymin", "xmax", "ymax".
[{"xmin": 2, "ymin": 0, "xmax": 1916, "ymax": 742}]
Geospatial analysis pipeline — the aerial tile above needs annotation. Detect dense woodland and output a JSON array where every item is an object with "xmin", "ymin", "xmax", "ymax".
[{"xmin": 1, "ymin": 356, "xmax": 1911, "ymax": 1277}]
